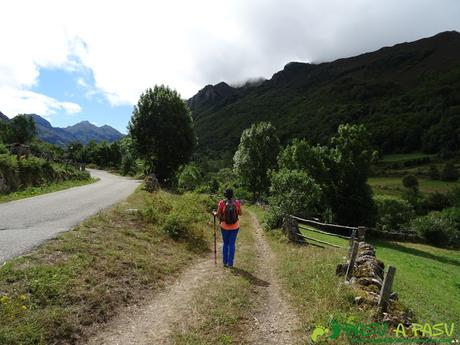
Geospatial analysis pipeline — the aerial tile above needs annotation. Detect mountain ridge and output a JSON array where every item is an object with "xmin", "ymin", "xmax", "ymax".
[
  {"xmin": 0, "ymin": 113, "xmax": 124, "ymax": 145},
  {"xmin": 189, "ymin": 30, "xmax": 460, "ymax": 155}
]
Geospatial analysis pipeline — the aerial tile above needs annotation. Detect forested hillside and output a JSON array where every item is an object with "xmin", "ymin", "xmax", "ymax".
[{"xmin": 189, "ymin": 31, "xmax": 460, "ymax": 156}]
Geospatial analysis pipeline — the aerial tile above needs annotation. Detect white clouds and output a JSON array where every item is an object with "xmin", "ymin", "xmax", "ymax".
[
  {"xmin": 0, "ymin": 88, "xmax": 81, "ymax": 119},
  {"xmin": 1, "ymin": 0, "xmax": 460, "ymax": 114}
]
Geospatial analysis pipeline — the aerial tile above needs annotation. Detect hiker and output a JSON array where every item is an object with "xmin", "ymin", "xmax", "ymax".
[{"xmin": 213, "ymin": 189, "xmax": 242, "ymax": 268}]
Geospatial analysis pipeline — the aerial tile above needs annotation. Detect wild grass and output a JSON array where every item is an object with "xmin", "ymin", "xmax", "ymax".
[
  {"xmin": 0, "ymin": 189, "xmax": 211, "ymax": 345},
  {"xmin": 0, "ymin": 177, "xmax": 98, "ymax": 203},
  {"xmin": 169, "ymin": 213, "xmax": 257, "ymax": 345}
]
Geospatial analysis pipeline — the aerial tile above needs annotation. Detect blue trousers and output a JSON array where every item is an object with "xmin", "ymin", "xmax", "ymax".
[{"xmin": 221, "ymin": 228, "xmax": 239, "ymax": 266}]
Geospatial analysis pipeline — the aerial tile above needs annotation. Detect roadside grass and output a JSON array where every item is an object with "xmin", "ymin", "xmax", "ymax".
[
  {"xmin": 368, "ymin": 176, "xmax": 457, "ymax": 197},
  {"xmin": 0, "ymin": 189, "xmax": 211, "ymax": 345},
  {"xmin": 369, "ymin": 239, "xmax": 460, "ymax": 327},
  {"xmin": 247, "ymin": 206, "xmax": 375, "ymax": 345},
  {"xmin": 0, "ymin": 177, "xmax": 98, "ymax": 203},
  {"xmin": 169, "ymin": 213, "xmax": 257, "ymax": 345}
]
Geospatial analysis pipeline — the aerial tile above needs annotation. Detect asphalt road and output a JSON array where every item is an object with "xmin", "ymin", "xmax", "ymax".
[{"xmin": 0, "ymin": 169, "xmax": 140, "ymax": 263}]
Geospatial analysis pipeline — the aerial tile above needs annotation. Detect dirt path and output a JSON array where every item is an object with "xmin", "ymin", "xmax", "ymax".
[
  {"xmin": 244, "ymin": 212, "xmax": 304, "ymax": 345},
  {"xmin": 83, "ymin": 257, "xmax": 223, "ymax": 345},
  {"xmin": 83, "ymin": 212, "xmax": 303, "ymax": 344}
]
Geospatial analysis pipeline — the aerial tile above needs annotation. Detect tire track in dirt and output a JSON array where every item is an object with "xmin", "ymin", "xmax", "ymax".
[
  {"xmin": 82, "ymin": 256, "xmax": 223, "ymax": 345},
  {"xmin": 244, "ymin": 212, "xmax": 306, "ymax": 345}
]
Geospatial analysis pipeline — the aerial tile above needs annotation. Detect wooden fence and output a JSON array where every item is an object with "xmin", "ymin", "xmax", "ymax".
[{"xmin": 283, "ymin": 215, "xmax": 396, "ymax": 314}]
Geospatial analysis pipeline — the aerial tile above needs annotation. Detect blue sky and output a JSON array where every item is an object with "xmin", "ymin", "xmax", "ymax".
[{"xmin": 30, "ymin": 67, "xmax": 133, "ymax": 134}]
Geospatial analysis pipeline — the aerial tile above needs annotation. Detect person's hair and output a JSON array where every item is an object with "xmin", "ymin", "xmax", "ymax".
[{"xmin": 224, "ymin": 188, "xmax": 234, "ymax": 199}]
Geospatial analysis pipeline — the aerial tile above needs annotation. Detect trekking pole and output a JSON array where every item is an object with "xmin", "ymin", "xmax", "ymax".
[{"xmin": 213, "ymin": 212, "xmax": 217, "ymax": 265}]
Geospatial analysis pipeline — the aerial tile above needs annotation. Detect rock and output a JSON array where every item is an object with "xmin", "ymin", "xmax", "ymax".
[
  {"xmin": 356, "ymin": 277, "xmax": 383, "ymax": 288},
  {"xmin": 336, "ymin": 263, "xmax": 348, "ymax": 276},
  {"xmin": 389, "ymin": 292, "xmax": 399, "ymax": 301},
  {"xmin": 144, "ymin": 174, "xmax": 159, "ymax": 192},
  {"xmin": 0, "ymin": 173, "xmax": 8, "ymax": 193},
  {"xmin": 354, "ymin": 296, "xmax": 364, "ymax": 304}
]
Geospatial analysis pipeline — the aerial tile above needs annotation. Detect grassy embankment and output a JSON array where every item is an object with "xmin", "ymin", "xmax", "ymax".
[
  {"xmin": 0, "ymin": 188, "xmax": 211, "ymax": 345},
  {"xmin": 0, "ymin": 177, "xmax": 98, "ymax": 203},
  {"xmin": 263, "ymin": 207, "xmax": 460, "ymax": 329}
]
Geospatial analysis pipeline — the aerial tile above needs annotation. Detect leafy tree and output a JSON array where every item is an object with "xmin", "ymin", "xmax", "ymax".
[
  {"xmin": 328, "ymin": 124, "xmax": 377, "ymax": 226},
  {"xmin": 266, "ymin": 168, "xmax": 322, "ymax": 228},
  {"xmin": 402, "ymin": 174, "xmax": 419, "ymax": 191},
  {"xmin": 8, "ymin": 115, "xmax": 36, "ymax": 143},
  {"xmin": 128, "ymin": 85, "xmax": 196, "ymax": 182},
  {"xmin": 233, "ymin": 122, "xmax": 280, "ymax": 200},
  {"xmin": 374, "ymin": 195, "xmax": 414, "ymax": 232},
  {"xmin": 0, "ymin": 121, "xmax": 10, "ymax": 143},
  {"xmin": 66, "ymin": 142, "xmax": 85, "ymax": 162},
  {"xmin": 108, "ymin": 141, "xmax": 122, "ymax": 167}
]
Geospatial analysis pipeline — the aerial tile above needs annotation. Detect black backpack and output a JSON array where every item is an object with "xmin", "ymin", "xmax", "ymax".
[{"xmin": 223, "ymin": 199, "xmax": 238, "ymax": 224}]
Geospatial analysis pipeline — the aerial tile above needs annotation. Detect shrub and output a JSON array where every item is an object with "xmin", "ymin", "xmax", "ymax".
[
  {"xmin": 421, "ymin": 192, "xmax": 452, "ymax": 212},
  {"xmin": 0, "ymin": 143, "xmax": 8, "ymax": 154},
  {"xmin": 428, "ymin": 164, "xmax": 440, "ymax": 180},
  {"xmin": 410, "ymin": 210, "xmax": 459, "ymax": 247},
  {"xmin": 140, "ymin": 192, "xmax": 208, "ymax": 248},
  {"xmin": 265, "ymin": 169, "xmax": 322, "ymax": 229},
  {"xmin": 441, "ymin": 163, "xmax": 459, "ymax": 181},
  {"xmin": 177, "ymin": 164, "xmax": 202, "ymax": 192},
  {"xmin": 447, "ymin": 185, "xmax": 460, "ymax": 207},
  {"xmin": 402, "ymin": 174, "xmax": 419, "ymax": 191},
  {"xmin": 161, "ymin": 213, "xmax": 188, "ymax": 240},
  {"xmin": 374, "ymin": 195, "xmax": 415, "ymax": 232}
]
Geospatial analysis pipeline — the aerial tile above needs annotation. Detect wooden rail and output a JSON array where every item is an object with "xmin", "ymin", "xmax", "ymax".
[
  {"xmin": 298, "ymin": 224, "xmax": 352, "ymax": 240},
  {"xmin": 297, "ymin": 233, "xmax": 344, "ymax": 249},
  {"xmin": 289, "ymin": 215, "xmax": 358, "ymax": 231}
]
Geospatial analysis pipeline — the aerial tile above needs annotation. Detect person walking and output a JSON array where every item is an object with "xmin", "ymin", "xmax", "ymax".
[{"xmin": 213, "ymin": 189, "xmax": 242, "ymax": 268}]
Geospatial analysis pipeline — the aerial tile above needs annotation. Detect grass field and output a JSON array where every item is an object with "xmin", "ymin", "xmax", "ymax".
[
  {"xmin": 380, "ymin": 153, "xmax": 434, "ymax": 163},
  {"xmin": 292, "ymin": 222, "xmax": 460, "ymax": 329},
  {"xmin": 0, "ymin": 177, "xmax": 98, "ymax": 203},
  {"xmin": 368, "ymin": 176, "xmax": 457, "ymax": 196}
]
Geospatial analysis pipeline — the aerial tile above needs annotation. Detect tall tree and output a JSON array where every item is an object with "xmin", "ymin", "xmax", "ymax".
[
  {"xmin": 233, "ymin": 122, "xmax": 280, "ymax": 200},
  {"xmin": 8, "ymin": 115, "xmax": 36, "ymax": 144},
  {"xmin": 328, "ymin": 124, "xmax": 377, "ymax": 226},
  {"xmin": 129, "ymin": 85, "xmax": 196, "ymax": 181}
]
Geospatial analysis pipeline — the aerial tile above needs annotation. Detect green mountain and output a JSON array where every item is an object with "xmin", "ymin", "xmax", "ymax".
[
  {"xmin": 189, "ymin": 31, "xmax": 460, "ymax": 156},
  {"xmin": 0, "ymin": 111, "xmax": 9, "ymax": 122},
  {"xmin": 28, "ymin": 114, "xmax": 124, "ymax": 146}
]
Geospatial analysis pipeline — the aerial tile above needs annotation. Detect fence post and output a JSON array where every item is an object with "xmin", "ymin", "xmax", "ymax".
[
  {"xmin": 378, "ymin": 266, "xmax": 396, "ymax": 313},
  {"xmin": 357, "ymin": 226, "xmax": 367, "ymax": 241},
  {"xmin": 345, "ymin": 242, "xmax": 359, "ymax": 281},
  {"xmin": 348, "ymin": 229, "xmax": 357, "ymax": 259}
]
